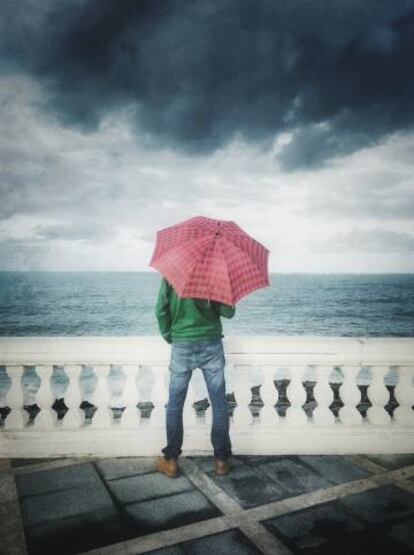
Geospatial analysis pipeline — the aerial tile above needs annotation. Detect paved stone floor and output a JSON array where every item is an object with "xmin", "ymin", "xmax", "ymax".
[{"xmin": 1, "ymin": 454, "xmax": 414, "ymax": 554}]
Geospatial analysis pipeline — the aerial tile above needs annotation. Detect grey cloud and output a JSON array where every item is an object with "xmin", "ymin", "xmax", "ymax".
[
  {"xmin": 137, "ymin": 229, "xmax": 158, "ymax": 243},
  {"xmin": 32, "ymin": 222, "xmax": 113, "ymax": 244},
  {"xmin": 0, "ymin": 74, "xmax": 285, "ymax": 233},
  {"xmin": 316, "ymin": 228, "xmax": 414, "ymax": 253},
  {"xmin": 301, "ymin": 170, "xmax": 414, "ymax": 221},
  {"xmin": 1, "ymin": 0, "xmax": 413, "ymax": 169}
]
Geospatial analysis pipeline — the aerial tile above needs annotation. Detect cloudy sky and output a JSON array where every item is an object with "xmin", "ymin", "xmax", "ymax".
[{"xmin": 0, "ymin": 0, "xmax": 413, "ymax": 273}]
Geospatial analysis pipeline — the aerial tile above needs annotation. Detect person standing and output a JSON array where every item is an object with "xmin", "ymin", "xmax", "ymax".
[{"xmin": 155, "ymin": 276, "xmax": 235, "ymax": 477}]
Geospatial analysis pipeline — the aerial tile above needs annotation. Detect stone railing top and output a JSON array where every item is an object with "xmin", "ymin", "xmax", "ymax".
[{"xmin": 0, "ymin": 336, "xmax": 413, "ymax": 366}]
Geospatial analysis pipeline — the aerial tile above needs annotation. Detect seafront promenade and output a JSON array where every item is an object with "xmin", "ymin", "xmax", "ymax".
[
  {"xmin": 2, "ymin": 453, "xmax": 414, "ymax": 554},
  {"xmin": 0, "ymin": 335, "xmax": 414, "ymax": 553}
]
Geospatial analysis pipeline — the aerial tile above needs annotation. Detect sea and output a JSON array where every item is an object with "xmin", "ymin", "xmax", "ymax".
[
  {"xmin": 0, "ymin": 271, "xmax": 413, "ymax": 403},
  {"xmin": 0, "ymin": 271, "xmax": 413, "ymax": 337}
]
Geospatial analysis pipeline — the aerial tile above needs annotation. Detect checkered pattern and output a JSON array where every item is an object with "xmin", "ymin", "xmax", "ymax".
[{"xmin": 149, "ymin": 216, "xmax": 270, "ymax": 305}]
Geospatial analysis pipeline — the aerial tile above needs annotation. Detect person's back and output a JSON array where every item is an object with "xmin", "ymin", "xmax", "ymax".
[
  {"xmin": 155, "ymin": 277, "xmax": 235, "ymax": 344},
  {"xmin": 155, "ymin": 276, "xmax": 236, "ymax": 477}
]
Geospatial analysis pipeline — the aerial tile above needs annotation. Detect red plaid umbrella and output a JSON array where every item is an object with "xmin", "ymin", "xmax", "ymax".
[{"xmin": 149, "ymin": 216, "xmax": 270, "ymax": 305}]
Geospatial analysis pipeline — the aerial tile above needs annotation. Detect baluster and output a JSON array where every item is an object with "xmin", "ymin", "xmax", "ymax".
[
  {"xmin": 33, "ymin": 365, "xmax": 56, "ymax": 428},
  {"xmin": 366, "ymin": 365, "xmax": 392, "ymax": 425},
  {"xmin": 108, "ymin": 364, "xmax": 122, "ymax": 416},
  {"xmin": 91, "ymin": 364, "xmax": 112, "ymax": 428},
  {"xmin": 62, "ymin": 364, "xmax": 83, "ymax": 428},
  {"xmin": 338, "ymin": 365, "xmax": 363, "ymax": 425},
  {"xmin": 233, "ymin": 365, "xmax": 253, "ymax": 427},
  {"xmin": 312, "ymin": 365, "xmax": 336, "ymax": 425},
  {"xmin": 285, "ymin": 365, "xmax": 307, "ymax": 425},
  {"xmin": 221, "ymin": 361, "xmax": 235, "ymax": 426},
  {"xmin": 203, "ymin": 369, "xmax": 214, "ymax": 430},
  {"xmin": 192, "ymin": 368, "xmax": 208, "ymax": 403},
  {"xmin": 225, "ymin": 360, "xmax": 236, "ymax": 401},
  {"xmin": 136, "ymin": 364, "xmax": 155, "ymax": 426},
  {"xmin": 22, "ymin": 365, "xmax": 38, "ymax": 408},
  {"xmin": 201, "ymin": 401, "xmax": 212, "ymax": 431},
  {"xmin": 260, "ymin": 366, "xmax": 279, "ymax": 425},
  {"xmin": 393, "ymin": 365, "xmax": 414, "ymax": 425},
  {"xmin": 108, "ymin": 364, "xmax": 130, "ymax": 425},
  {"xmin": 194, "ymin": 369, "xmax": 210, "ymax": 426},
  {"xmin": 136, "ymin": 364, "xmax": 154, "ymax": 402},
  {"xmin": 150, "ymin": 365, "xmax": 169, "ymax": 427},
  {"xmin": 183, "ymin": 374, "xmax": 198, "ymax": 427},
  {"xmin": 120, "ymin": 364, "xmax": 140, "ymax": 428},
  {"xmin": 0, "ymin": 366, "xmax": 11, "ymax": 411},
  {"xmin": 4, "ymin": 365, "xmax": 26, "ymax": 429}
]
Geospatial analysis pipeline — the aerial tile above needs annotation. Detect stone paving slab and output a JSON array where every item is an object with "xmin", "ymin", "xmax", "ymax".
[
  {"xmin": 257, "ymin": 458, "xmax": 332, "ymax": 496},
  {"xmin": 263, "ymin": 499, "xmax": 414, "ymax": 555},
  {"xmin": 263, "ymin": 500, "xmax": 366, "ymax": 551},
  {"xmin": 144, "ymin": 529, "xmax": 262, "ymax": 554},
  {"xmin": 389, "ymin": 516, "xmax": 414, "ymax": 551},
  {"xmin": 96, "ymin": 457, "xmax": 158, "ymax": 480},
  {"xmin": 107, "ymin": 472, "xmax": 194, "ymax": 504},
  {"xmin": 238, "ymin": 455, "xmax": 296, "ymax": 467},
  {"xmin": 300, "ymin": 529, "xmax": 412, "ymax": 555},
  {"xmin": 25, "ymin": 506, "xmax": 124, "ymax": 555},
  {"xmin": 144, "ymin": 546, "xmax": 183, "ymax": 555},
  {"xmin": 20, "ymin": 481, "xmax": 115, "ymax": 526},
  {"xmin": 15, "ymin": 462, "xmax": 100, "ymax": 497},
  {"xmin": 337, "ymin": 484, "xmax": 414, "ymax": 524},
  {"xmin": 297, "ymin": 455, "xmax": 373, "ymax": 484},
  {"xmin": 209, "ymin": 464, "xmax": 286, "ymax": 509},
  {"xmin": 190, "ymin": 456, "xmax": 244, "ymax": 474},
  {"xmin": 124, "ymin": 490, "xmax": 221, "ymax": 536}
]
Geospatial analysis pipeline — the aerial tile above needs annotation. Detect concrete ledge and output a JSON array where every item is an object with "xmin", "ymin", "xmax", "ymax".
[
  {"xmin": 1, "ymin": 426, "xmax": 414, "ymax": 457},
  {"xmin": 1, "ymin": 336, "xmax": 413, "ymax": 365}
]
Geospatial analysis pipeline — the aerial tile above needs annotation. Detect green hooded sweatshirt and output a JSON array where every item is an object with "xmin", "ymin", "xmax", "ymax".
[{"xmin": 155, "ymin": 277, "xmax": 236, "ymax": 344}]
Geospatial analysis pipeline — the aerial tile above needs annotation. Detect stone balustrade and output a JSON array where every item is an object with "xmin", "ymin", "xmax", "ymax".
[{"xmin": 0, "ymin": 336, "xmax": 413, "ymax": 457}]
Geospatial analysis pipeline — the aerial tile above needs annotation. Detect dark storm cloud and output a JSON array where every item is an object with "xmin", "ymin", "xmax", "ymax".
[
  {"xmin": 1, "ymin": 0, "xmax": 413, "ymax": 169},
  {"xmin": 275, "ymin": 123, "xmax": 377, "ymax": 172}
]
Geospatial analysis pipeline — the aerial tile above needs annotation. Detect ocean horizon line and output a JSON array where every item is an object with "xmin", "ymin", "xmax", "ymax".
[{"xmin": 1, "ymin": 270, "xmax": 413, "ymax": 275}]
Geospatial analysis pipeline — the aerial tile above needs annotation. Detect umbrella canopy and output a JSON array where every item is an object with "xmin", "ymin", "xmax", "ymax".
[{"xmin": 149, "ymin": 216, "xmax": 270, "ymax": 305}]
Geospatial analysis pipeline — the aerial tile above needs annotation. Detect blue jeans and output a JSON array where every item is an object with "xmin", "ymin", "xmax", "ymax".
[{"xmin": 162, "ymin": 337, "xmax": 232, "ymax": 460}]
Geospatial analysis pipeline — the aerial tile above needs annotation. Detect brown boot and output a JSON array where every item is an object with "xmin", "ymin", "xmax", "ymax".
[
  {"xmin": 156, "ymin": 456, "xmax": 179, "ymax": 478},
  {"xmin": 214, "ymin": 458, "xmax": 232, "ymax": 476}
]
